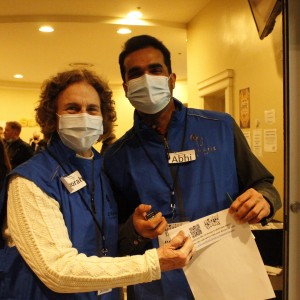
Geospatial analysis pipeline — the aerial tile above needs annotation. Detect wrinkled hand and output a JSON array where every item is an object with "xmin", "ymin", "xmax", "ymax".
[
  {"xmin": 157, "ymin": 231, "xmax": 195, "ymax": 272},
  {"xmin": 228, "ymin": 188, "xmax": 270, "ymax": 224},
  {"xmin": 133, "ymin": 204, "xmax": 168, "ymax": 239}
]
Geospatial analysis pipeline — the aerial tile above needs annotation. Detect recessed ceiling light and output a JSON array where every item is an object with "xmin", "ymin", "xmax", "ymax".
[
  {"xmin": 39, "ymin": 26, "xmax": 54, "ymax": 33},
  {"xmin": 14, "ymin": 74, "xmax": 23, "ymax": 79},
  {"xmin": 117, "ymin": 28, "xmax": 132, "ymax": 34}
]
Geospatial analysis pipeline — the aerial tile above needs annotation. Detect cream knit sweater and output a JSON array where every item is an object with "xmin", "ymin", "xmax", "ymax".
[{"xmin": 3, "ymin": 175, "xmax": 161, "ymax": 294}]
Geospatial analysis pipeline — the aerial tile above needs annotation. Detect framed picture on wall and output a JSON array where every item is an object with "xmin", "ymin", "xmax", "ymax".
[{"xmin": 239, "ymin": 88, "xmax": 250, "ymax": 129}]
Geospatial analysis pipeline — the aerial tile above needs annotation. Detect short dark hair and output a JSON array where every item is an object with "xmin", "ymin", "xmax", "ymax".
[
  {"xmin": 35, "ymin": 69, "xmax": 117, "ymax": 149},
  {"xmin": 6, "ymin": 121, "xmax": 22, "ymax": 134},
  {"xmin": 119, "ymin": 35, "xmax": 172, "ymax": 82}
]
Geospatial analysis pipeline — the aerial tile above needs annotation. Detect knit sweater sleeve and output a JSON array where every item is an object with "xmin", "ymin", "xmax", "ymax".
[{"xmin": 7, "ymin": 175, "xmax": 161, "ymax": 293}]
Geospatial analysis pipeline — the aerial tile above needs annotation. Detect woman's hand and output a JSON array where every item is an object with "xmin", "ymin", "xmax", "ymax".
[{"xmin": 156, "ymin": 231, "xmax": 195, "ymax": 272}]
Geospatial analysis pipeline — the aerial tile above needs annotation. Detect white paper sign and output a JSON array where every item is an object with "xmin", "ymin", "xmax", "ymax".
[
  {"xmin": 168, "ymin": 209, "xmax": 275, "ymax": 300},
  {"xmin": 264, "ymin": 129, "xmax": 277, "ymax": 152}
]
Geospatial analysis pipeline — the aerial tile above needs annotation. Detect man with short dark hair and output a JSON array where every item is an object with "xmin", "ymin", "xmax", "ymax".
[
  {"xmin": 104, "ymin": 35, "xmax": 282, "ymax": 299},
  {"xmin": 4, "ymin": 121, "xmax": 33, "ymax": 169}
]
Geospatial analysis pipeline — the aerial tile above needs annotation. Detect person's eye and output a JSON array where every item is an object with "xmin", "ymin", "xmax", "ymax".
[
  {"xmin": 66, "ymin": 105, "xmax": 80, "ymax": 113},
  {"xmin": 87, "ymin": 106, "xmax": 100, "ymax": 114},
  {"xmin": 127, "ymin": 69, "xmax": 143, "ymax": 80},
  {"xmin": 148, "ymin": 65, "xmax": 164, "ymax": 74}
]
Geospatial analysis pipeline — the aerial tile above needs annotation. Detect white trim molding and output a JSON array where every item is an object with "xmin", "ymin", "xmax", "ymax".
[{"xmin": 197, "ymin": 69, "xmax": 234, "ymax": 114}]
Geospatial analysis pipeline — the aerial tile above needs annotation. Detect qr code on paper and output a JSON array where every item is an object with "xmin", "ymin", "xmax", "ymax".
[{"xmin": 189, "ymin": 224, "xmax": 202, "ymax": 238}]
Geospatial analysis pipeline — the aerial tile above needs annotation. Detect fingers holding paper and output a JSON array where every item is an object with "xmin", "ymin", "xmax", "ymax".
[
  {"xmin": 157, "ymin": 231, "xmax": 195, "ymax": 272},
  {"xmin": 228, "ymin": 188, "xmax": 271, "ymax": 224}
]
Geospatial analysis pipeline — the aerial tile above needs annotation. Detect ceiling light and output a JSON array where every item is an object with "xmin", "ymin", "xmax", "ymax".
[
  {"xmin": 127, "ymin": 11, "xmax": 142, "ymax": 19},
  {"xmin": 115, "ymin": 8, "xmax": 144, "ymax": 26},
  {"xmin": 14, "ymin": 74, "xmax": 23, "ymax": 79},
  {"xmin": 117, "ymin": 28, "xmax": 132, "ymax": 34},
  {"xmin": 39, "ymin": 26, "xmax": 54, "ymax": 33}
]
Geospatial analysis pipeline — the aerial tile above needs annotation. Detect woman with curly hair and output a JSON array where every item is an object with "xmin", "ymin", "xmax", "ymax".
[{"xmin": 0, "ymin": 69, "xmax": 193, "ymax": 300}]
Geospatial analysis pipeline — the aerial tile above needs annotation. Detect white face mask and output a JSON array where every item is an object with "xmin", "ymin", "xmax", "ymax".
[
  {"xmin": 57, "ymin": 113, "xmax": 103, "ymax": 153},
  {"xmin": 126, "ymin": 74, "xmax": 171, "ymax": 114}
]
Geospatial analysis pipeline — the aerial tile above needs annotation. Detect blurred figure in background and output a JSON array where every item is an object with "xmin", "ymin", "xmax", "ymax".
[
  {"xmin": 4, "ymin": 121, "xmax": 33, "ymax": 169},
  {"xmin": 0, "ymin": 126, "xmax": 4, "ymax": 139},
  {"xmin": 0, "ymin": 138, "xmax": 11, "ymax": 191},
  {"xmin": 29, "ymin": 131, "xmax": 41, "ymax": 152}
]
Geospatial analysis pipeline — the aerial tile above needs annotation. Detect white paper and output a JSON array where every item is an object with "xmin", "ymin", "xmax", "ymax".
[
  {"xmin": 264, "ymin": 129, "xmax": 277, "ymax": 152},
  {"xmin": 168, "ymin": 209, "xmax": 275, "ymax": 300},
  {"xmin": 253, "ymin": 129, "xmax": 263, "ymax": 157},
  {"xmin": 264, "ymin": 109, "xmax": 276, "ymax": 124}
]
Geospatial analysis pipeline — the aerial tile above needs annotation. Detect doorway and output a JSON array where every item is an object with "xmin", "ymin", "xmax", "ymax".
[{"xmin": 197, "ymin": 69, "xmax": 233, "ymax": 114}]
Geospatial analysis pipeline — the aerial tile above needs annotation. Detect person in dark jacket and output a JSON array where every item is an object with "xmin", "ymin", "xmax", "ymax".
[
  {"xmin": 4, "ymin": 121, "xmax": 33, "ymax": 168},
  {"xmin": 103, "ymin": 35, "xmax": 282, "ymax": 300},
  {"xmin": 0, "ymin": 138, "xmax": 11, "ymax": 191}
]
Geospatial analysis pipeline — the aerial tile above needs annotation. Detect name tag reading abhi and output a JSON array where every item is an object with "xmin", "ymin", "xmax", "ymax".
[
  {"xmin": 168, "ymin": 149, "xmax": 196, "ymax": 164},
  {"xmin": 61, "ymin": 170, "xmax": 86, "ymax": 193}
]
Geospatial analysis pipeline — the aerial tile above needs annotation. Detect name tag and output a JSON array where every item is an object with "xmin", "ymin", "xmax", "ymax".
[
  {"xmin": 168, "ymin": 149, "xmax": 196, "ymax": 164},
  {"xmin": 61, "ymin": 170, "xmax": 86, "ymax": 193}
]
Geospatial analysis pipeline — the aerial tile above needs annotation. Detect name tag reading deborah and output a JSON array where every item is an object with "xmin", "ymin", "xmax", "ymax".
[
  {"xmin": 61, "ymin": 171, "xmax": 86, "ymax": 193},
  {"xmin": 168, "ymin": 149, "xmax": 196, "ymax": 164}
]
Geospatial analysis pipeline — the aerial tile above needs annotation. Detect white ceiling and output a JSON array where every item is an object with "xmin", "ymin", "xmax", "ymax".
[{"xmin": 0, "ymin": 0, "xmax": 210, "ymax": 86}]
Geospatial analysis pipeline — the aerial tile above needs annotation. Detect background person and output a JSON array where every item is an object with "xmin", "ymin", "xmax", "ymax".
[
  {"xmin": 29, "ymin": 131, "xmax": 41, "ymax": 152},
  {"xmin": 103, "ymin": 35, "xmax": 282, "ymax": 299},
  {"xmin": 4, "ymin": 121, "xmax": 33, "ymax": 168},
  {"xmin": 0, "ymin": 138, "xmax": 11, "ymax": 191},
  {"xmin": 0, "ymin": 69, "xmax": 194, "ymax": 300},
  {"xmin": 0, "ymin": 126, "xmax": 4, "ymax": 139}
]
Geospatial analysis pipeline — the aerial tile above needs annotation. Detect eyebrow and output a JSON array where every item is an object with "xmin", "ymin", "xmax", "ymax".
[
  {"xmin": 127, "ymin": 63, "xmax": 164, "ymax": 75},
  {"xmin": 148, "ymin": 63, "xmax": 163, "ymax": 69},
  {"xmin": 64, "ymin": 102, "xmax": 100, "ymax": 109}
]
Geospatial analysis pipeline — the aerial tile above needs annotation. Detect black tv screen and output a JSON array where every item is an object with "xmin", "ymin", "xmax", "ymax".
[{"xmin": 248, "ymin": 0, "xmax": 282, "ymax": 39}]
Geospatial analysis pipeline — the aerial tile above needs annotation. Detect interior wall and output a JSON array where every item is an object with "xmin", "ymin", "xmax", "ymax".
[{"xmin": 187, "ymin": 0, "xmax": 284, "ymax": 221}]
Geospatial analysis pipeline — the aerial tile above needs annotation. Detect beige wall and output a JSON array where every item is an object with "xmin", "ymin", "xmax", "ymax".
[{"xmin": 187, "ymin": 0, "xmax": 284, "ymax": 221}]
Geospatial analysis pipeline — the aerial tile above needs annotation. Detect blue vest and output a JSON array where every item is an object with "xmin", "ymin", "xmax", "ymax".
[
  {"xmin": 0, "ymin": 134, "xmax": 120, "ymax": 300},
  {"xmin": 104, "ymin": 100, "xmax": 239, "ymax": 300}
]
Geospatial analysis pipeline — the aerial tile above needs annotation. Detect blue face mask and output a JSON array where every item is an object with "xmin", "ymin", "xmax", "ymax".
[
  {"xmin": 57, "ymin": 113, "xmax": 103, "ymax": 153},
  {"xmin": 126, "ymin": 74, "xmax": 171, "ymax": 114}
]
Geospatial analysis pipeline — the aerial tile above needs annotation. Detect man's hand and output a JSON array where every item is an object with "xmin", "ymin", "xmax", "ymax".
[
  {"xmin": 156, "ymin": 231, "xmax": 194, "ymax": 272},
  {"xmin": 228, "ymin": 188, "xmax": 271, "ymax": 224},
  {"xmin": 133, "ymin": 204, "xmax": 167, "ymax": 239}
]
